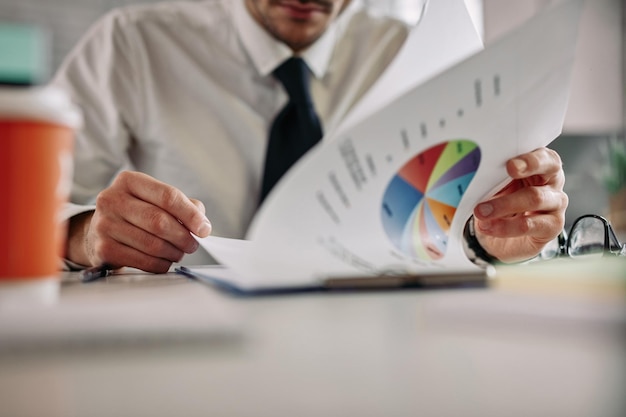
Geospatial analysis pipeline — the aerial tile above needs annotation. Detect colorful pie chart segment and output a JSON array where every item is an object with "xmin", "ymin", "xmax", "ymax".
[{"xmin": 381, "ymin": 140, "xmax": 481, "ymax": 260}]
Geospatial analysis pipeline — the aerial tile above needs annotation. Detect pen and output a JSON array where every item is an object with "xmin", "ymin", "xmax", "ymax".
[{"xmin": 80, "ymin": 263, "xmax": 114, "ymax": 283}]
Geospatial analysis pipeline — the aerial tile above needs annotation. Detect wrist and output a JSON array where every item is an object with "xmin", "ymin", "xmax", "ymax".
[{"xmin": 65, "ymin": 210, "xmax": 94, "ymax": 267}]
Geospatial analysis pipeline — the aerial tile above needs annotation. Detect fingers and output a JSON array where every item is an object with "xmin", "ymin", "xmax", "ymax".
[
  {"xmin": 474, "ymin": 212, "xmax": 565, "ymax": 243},
  {"xmin": 87, "ymin": 229, "xmax": 177, "ymax": 274},
  {"xmin": 476, "ymin": 147, "xmax": 567, "ymax": 218},
  {"xmin": 469, "ymin": 148, "xmax": 569, "ymax": 262},
  {"xmin": 475, "ymin": 185, "xmax": 568, "ymax": 222},
  {"xmin": 91, "ymin": 204, "xmax": 190, "ymax": 261},
  {"xmin": 96, "ymin": 179, "xmax": 201, "ymax": 252},
  {"xmin": 117, "ymin": 171, "xmax": 212, "ymax": 238},
  {"xmin": 83, "ymin": 171, "xmax": 212, "ymax": 273},
  {"xmin": 473, "ymin": 147, "xmax": 568, "ymax": 246},
  {"xmin": 506, "ymin": 147, "xmax": 564, "ymax": 186},
  {"xmin": 189, "ymin": 198, "xmax": 206, "ymax": 215},
  {"xmin": 472, "ymin": 212, "xmax": 564, "ymax": 262}
]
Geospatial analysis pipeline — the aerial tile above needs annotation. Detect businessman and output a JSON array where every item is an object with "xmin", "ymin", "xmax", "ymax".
[{"xmin": 56, "ymin": 0, "xmax": 568, "ymax": 273}]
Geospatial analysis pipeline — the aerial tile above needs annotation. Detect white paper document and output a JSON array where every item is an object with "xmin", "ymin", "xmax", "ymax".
[
  {"xmin": 192, "ymin": 0, "xmax": 584, "ymax": 291},
  {"xmin": 333, "ymin": 0, "xmax": 484, "ymax": 137}
]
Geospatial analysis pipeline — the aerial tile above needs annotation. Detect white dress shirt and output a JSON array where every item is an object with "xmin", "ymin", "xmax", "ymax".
[{"xmin": 54, "ymin": 0, "xmax": 409, "ymax": 265}]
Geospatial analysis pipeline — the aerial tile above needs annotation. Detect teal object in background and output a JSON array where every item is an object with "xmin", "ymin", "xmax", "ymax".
[{"xmin": 0, "ymin": 23, "xmax": 48, "ymax": 85}]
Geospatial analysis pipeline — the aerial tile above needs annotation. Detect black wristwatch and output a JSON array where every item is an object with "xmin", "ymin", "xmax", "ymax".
[{"xmin": 463, "ymin": 216, "xmax": 500, "ymax": 266}]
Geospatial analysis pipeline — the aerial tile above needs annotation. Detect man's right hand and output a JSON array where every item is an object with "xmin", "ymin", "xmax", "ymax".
[{"xmin": 65, "ymin": 171, "xmax": 212, "ymax": 273}]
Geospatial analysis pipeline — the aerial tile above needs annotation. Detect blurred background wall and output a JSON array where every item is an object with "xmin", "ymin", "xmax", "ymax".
[{"xmin": 1, "ymin": 0, "xmax": 624, "ymax": 235}]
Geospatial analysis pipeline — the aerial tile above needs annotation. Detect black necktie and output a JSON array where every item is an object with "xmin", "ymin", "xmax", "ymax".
[{"xmin": 260, "ymin": 57, "xmax": 323, "ymax": 202}]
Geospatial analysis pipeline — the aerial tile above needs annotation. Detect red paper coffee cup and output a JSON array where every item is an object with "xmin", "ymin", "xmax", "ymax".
[{"xmin": 0, "ymin": 85, "xmax": 81, "ymax": 281}]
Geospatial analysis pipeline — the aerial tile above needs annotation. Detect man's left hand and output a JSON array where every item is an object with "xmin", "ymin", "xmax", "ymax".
[{"xmin": 473, "ymin": 147, "xmax": 568, "ymax": 263}]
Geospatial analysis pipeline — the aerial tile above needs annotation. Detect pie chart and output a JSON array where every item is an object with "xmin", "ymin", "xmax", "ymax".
[{"xmin": 381, "ymin": 140, "xmax": 481, "ymax": 260}]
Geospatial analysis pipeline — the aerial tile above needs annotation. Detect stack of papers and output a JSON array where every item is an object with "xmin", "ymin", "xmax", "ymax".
[{"xmin": 188, "ymin": 0, "xmax": 584, "ymax": 293}]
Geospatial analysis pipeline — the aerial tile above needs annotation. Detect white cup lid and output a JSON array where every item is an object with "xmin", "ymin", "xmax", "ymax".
[{"xmin": 0, "ymin": 85, "xmax": 82, "ymax": 129}]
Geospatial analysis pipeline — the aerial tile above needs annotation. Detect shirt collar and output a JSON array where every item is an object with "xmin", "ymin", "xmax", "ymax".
[{"xmin": 232, "ymin": 0, "xmax": 361, "ymax": 79}]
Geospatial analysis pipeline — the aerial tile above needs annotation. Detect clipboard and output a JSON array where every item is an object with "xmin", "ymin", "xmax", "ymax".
[{"xmin": 175, "ymin": 265, "xmax": 491, "ymax": 297}]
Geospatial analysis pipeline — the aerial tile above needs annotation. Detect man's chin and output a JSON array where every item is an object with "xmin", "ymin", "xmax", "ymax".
[{"xmin": 270, "ymin": 25, "xmax": 325, "ymax": 52}]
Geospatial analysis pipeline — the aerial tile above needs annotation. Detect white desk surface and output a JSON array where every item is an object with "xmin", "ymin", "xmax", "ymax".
[{"xmin": 0, "ymin": 261, "xmax": 625, "ymax": 417}]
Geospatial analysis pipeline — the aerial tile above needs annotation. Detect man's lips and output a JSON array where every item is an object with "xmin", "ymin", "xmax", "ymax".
[{"xmin": 276, "ymin": 0, "xmax": 331, "ymax": 19}]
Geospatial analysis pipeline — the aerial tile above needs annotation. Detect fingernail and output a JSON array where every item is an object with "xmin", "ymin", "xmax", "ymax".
[
  {"xmin": 511, "ymin": 158, "xmax": 527, "ymax": 174},
  {"xmin": 478, "ymin": 203, "xmax": 494, "ymax": 217},
  {"xmin": 197, "ymin": 219, "xmax": 212, "ymax": 237}
]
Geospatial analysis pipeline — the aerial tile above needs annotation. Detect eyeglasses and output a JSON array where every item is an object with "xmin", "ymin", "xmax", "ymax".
[{"xmin": 539, "ymin": 214, "xmax": 626, "ymax": 260}]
